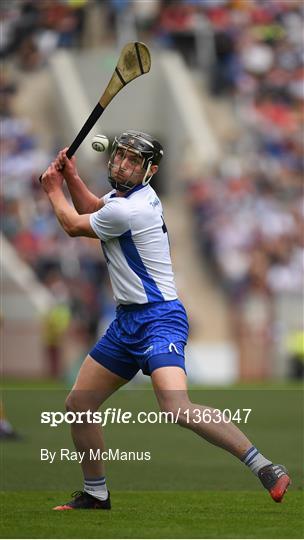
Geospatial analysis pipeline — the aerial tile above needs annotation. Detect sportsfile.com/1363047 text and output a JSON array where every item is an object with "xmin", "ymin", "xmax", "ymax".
[{"xmin": 41, "ymin": 408, "xmax": 252, "ymax": 428}]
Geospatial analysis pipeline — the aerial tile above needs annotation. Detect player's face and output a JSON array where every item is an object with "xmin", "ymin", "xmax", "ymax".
[{"xmin": 112, "ymin": 146, "xmax": 146, "ymax": 185}]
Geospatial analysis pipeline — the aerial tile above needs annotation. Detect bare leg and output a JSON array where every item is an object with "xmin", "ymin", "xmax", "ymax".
[
  {"xmin": 151, "ymin": 366, "xmax": 252, "ymax": 458},
  {"xmin": 66, "ymin": 355, "xmax": 129, "ymax": 478}
]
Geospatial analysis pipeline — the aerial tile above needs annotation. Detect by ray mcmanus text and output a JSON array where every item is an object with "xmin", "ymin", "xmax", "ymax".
[{"xmin": 40, "ymin": 448, "xmax": 152, "ymax": 463}]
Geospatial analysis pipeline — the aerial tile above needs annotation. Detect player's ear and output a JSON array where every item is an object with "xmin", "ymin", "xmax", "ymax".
[{"xmin": 150, "ymin": 165, "xmax": 158, "ymax": 175}]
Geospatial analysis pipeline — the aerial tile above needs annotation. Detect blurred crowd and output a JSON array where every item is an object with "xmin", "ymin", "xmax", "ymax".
[
  {"xmin": 1, "ymin": 0, "xmax": 303, "ymax": 378},
  {"xmin": 1, "ymin": 0, "xmax": 87, "ymax": 70},
  {"xmin": 1, "ymin": 107, "xmax": 111, "ymax": 339},
  {"xmin": 187, "ymin": 0, "xmax": 303, "ymax": 300},
  {"xmin": 185, "ymin": 0, "xmax": 303, "ymax": 378},
  {"xmin": 1, "ymin": 1, "xmax": 119, "ymax": 378}
]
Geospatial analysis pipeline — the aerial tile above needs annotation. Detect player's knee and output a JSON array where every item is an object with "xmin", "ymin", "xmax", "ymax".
[
  {"xmin": 65, "ymin": 392, "xmax": 87, "ymax": 414},
  {"xmin": 65, "ymin": 390, "xmax": 101, "ymax": 414},
  {"xmin": 65, "ymin": 393, "xmax": 76, "ymax": 413}
]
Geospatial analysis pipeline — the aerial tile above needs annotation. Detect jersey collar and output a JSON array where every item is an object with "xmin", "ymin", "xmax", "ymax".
[
  {"xmin": 110, "ymin": 184, "xmax": 147, "ymax": 199},
  {"xmin": 124, "ymin": 184, "xmax": 147, "ymax": 198}
]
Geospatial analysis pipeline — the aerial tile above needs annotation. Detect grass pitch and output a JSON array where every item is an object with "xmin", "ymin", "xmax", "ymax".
[
  {"xmin": 1, "ymin": 491, "xmax": 303, "ymax": 539},
  {"xmin": 1, "ymin": 380, "xmax": 303, "ymax": 538}
]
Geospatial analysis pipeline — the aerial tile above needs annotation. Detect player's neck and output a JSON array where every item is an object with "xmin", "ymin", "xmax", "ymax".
[{"xmin": 116, "ymin": 181, "xmax": 142, "ymax": 197}]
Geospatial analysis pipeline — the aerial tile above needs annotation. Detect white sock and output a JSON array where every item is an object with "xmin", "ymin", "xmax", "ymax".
[
  {"xmin": 84, "ymin": 477, "xmax": 108, "ymax": 501},
  {"xmin": 241, "ymin": 446, "xmax": 272, "ymax": 476}
]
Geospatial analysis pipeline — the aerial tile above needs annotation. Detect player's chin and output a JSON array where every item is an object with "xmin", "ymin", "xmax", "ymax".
[
  {"xmin": 116, "ymin": 176, "xmax": 136, "ymax": 188},
  {"xmin": 112, "ymin": 170, "xmax": 127, "ymax": 181}
]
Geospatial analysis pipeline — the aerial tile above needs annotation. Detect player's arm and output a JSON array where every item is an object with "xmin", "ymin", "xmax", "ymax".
[
  {"xmin": 41, "ymin": 162, "xmax": 98, "ymax": 238},
  {"xmin": 54, "ymin": 148, "xmax": 104, "ymax": 214}
]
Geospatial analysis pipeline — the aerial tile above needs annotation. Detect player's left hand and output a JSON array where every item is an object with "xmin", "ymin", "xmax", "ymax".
[{"xmin": 41, "ymin": 163, "xmax": 64, "ymax": 194}]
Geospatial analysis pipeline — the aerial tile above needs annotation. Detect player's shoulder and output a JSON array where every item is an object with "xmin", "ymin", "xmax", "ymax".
[
  {"xmin": 95, "ymin": 194, "xmax": 130, "ymax": 226},
  {"xmin": 90, "ymin": 195, "xmax": 131, "ymax": 241}
]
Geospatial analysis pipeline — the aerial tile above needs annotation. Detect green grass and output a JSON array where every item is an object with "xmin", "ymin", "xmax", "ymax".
[
  {"xmin": 1, "ymin": 490, "xmax": 303, "ymax": 539},
  {"xmin": 1, "ymin": 380, "xmax": 303, "ymax": 538}
]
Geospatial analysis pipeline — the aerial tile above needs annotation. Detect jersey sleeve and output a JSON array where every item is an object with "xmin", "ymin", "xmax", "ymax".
[
  {"xmin": 90, "ymin": 197, "xmax": 130, "ymax": 241},
  {"xmin": 102, "ymin": 190, "xmax": 115, "ymax": 205}
]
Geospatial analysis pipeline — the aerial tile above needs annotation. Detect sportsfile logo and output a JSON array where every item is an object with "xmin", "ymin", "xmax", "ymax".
[{"xmin": 41, "ymin": 408, "xmax": 178, "ymax": 427}]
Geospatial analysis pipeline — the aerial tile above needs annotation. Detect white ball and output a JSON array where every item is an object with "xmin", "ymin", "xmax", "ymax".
[{"xmin": 91, "ymin": 134, "xmax": 109, "ymax": 152}]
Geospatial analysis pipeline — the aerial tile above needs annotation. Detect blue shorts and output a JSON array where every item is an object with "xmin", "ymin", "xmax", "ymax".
[{"xmin": 89, "ymin": 299, "xmax": 189, "ymax": 380}]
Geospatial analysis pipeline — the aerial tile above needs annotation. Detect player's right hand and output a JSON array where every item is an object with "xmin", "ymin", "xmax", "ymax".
[
  {"xmin": 54, "ymin": 148, "xmax": 79, "ymax": 180},
  {"xmin": 41, "ymin": 162, "xmax": 64, "ymax": 194}
]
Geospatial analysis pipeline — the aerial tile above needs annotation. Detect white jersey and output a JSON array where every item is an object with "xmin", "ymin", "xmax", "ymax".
[{"xmin": 90, "ymin": 184, "xmax": 178, "ymax": 305}]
